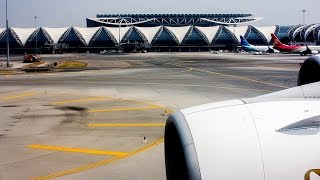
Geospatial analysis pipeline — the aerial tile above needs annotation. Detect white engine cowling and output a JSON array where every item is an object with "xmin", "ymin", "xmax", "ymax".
[
  {"xmin": 165, "ymin": 55, "xmax": 320, "ymax": 180},
  {"xmin": 298, "ymin": 55, "xmax": 320, "ymax": 86}
]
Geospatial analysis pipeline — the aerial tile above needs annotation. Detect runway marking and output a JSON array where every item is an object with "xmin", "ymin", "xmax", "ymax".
[
  {"xmin": 106, "ymin": 69, "xmax": 193, "ymax": 78},
  {"xmin": 0, "ymin": 92, "xmax": 37, "ymax": 100},
  {"xmin": 100, "ymin": 82, "xmax": 273, "ymax": 93},
  {"xmin": 159, "ymin": 61, "xmax": 288, "ymax": 89},
  {"xmin": 88, "ymin": 105, "xmax": 160, "ymax": 113},
  {"xmin": 180, "ymin": 60, "xmax": 196, "ymax": 63},
  {"xmin": 53, "ymin": 93, "xmax": 174, "ymax": 113},
  {"xmin": 31, "ymin": 137, "xmax": 165, "ymax": 180},
  {"xmin": 103, "ymin": 98, "xmax": 174, "ymax": 113},
  {"xmin": 41, "ymin": 80, "xmax": 273, "ymax": 93},
  {"xmin": 87, "ymin": 123, "xmax": 165, "ymax": 127},
  {"xmin": 53, "ymin": 97, "xmax": 107, "ymax": 104},
  {"xmin": 27, "ymin": 144, "xmax": 129, "ymax": 156}
]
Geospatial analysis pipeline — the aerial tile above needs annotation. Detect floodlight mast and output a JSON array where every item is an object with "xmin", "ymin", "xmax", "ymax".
[
  {"xmin": 118, "ymin": 15, "xmax": 121, "ymax": 52},
  {"xmin": 302, "ymin": 10, "xmax": 306, "ymax": 25},
  {"xmin": 6, "ymin": 0, "xmax": 10, "ymax": 67},
  {"xmin": 35, "ymin": 16, "xmax": 38, "ymax": 54}
]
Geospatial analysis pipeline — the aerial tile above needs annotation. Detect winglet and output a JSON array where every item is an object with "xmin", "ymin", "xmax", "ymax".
[
  {"xmin": 271, "ymin": 33, "xmax": 283, "ymax": 46},
  {"xmin": 240, "ymin": 36, "xmax": 250, "ymax": 46}
]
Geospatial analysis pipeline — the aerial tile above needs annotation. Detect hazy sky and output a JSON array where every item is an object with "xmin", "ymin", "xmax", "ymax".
[{"xmin": 0, "ymin": 0, "xmax": 319, "ymax": 28}]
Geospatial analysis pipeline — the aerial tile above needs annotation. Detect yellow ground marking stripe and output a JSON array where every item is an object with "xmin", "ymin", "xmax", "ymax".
[
  {"xmin": 53, "ymin": 97, "xmax": 107, "ymax": 104},
  {"xmin": 180, "ymin": 60, "xmax": 196, "ymax": 63},
  {"xmin": 46, "ymin": 92, "xmax": 175, "ymax": 114},
  {"xmin": 96, "ymin": 97, "xmax": 173, "ymax": 113},
  {"xmin": 0, "ymin": 92, "xmax": 37, "ymax": 100},
  {"xmin": 87, "ymin": 105, "xmax": 160, "ymax": 113},
  {"xmin": 31, "ymin": 137, "xmax": 165, "ymax": 180},
  {"xmin": 57, "ymin": 80, "xmax": 273, "ymax": 93},
  {"xmin": 106, "ymin": 96, "xmax": 175, "ymax": 113},
  {"xmin": 27, "ymin": 144, "xmax": 129, "ymax": 156},
  {"xmin": 87, "ymin": 123, "xmax": 165, "ymax": 127},
  {"xmin": 112, "ymin": 69, "xmax": 193, "ymax": 78},
  {"xmin": 162, "ymin": 61, "xmax": 288, "ymax": 89},
  {"xmin": 95, "ymin": 82, "xmax": 273, "ymax": 93},
  {"xmin": 20, "ymin": 79, "xmax": 273, "ymax": 93}
]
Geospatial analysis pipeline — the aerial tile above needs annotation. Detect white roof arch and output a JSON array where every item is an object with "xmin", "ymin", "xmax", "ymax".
[
  {"xmin": 292, "ymin": 25, "xmax": 306, "ymax": 39},
  {"xmin": 195, "ymin": 26, "xmax": 220, "ymax": 44},
  {"xmin": 104, "ymin": 26, "xmax": 131, "ymax": 44},
  {"xmin": 0, "ymin": 28, "xmax": 5, "ymax": 35},
  {"xmin": 73, "ymin": 27, "xmax": 100, "ymax": 46},
  {"xmin": 165, "ymin": 26, "xmax": 191, "ymax": 44},
  {"xmin": 11, "ymin": 28, "xmax": 37, "ymax": 46},
  {"xmin": 135, "ymin": 26, "xmax": 161, "ymax": 44},
  {"xmin": 42, "ymin": 27, "xmax": 70, "ymax": 44},
  {"xmin": 0, "ymin": 28, "xmax": 6, "ymax": 40},
  {"xmin": 304, "ymin": 24, "xmax": 320, "ymax": 40},
  {"xmin": 225, "ymin": 26, "xmax": 249, "ymax": 43},
  {"xmin": 254, "ymin": 26, "xmax": 277, "ymax": 43}
]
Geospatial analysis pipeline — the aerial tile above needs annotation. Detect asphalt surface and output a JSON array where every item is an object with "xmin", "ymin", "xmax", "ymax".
[{"xmin": 0, "ymin": 52, "xmax": 306, "ymax": 180}]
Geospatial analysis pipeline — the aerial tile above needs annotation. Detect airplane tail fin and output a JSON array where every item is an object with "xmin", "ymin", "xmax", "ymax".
[
  {"xmin": 271, "ymin": 33, "xmax": 284, "ymax": 46},
  {"xmin": 240, "ymin": 36, "xmax": 250, "ymax": 46}
]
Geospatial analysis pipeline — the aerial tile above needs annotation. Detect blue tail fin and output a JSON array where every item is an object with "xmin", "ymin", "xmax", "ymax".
[{"xmin": 240, "ymin": 36, "xmax": 250, "ymax": 46}]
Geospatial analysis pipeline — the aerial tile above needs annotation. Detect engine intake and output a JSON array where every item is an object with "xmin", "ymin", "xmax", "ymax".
[{"xmin": 298, "ymin": 55, "xmax": 320, "ymax": 86}]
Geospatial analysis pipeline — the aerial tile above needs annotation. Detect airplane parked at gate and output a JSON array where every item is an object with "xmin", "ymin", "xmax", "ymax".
[
  {"xmin": 271, "ymin": 33, "xmax": 319, "ymax": 55},
  {"xmin": 240, "ymin": 36, "xmax": 276, "ymax": 54}
]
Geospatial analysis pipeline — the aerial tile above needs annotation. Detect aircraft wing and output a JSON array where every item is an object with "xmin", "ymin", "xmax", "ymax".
[{"xmin": 307, "ymin": 46, "xmax": 320, "ymax": 54}]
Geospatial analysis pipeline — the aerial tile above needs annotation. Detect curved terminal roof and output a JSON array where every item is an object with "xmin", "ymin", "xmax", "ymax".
[
  {"xmin": 304, "ymin": 24, "xmax": 320, "ymax": 41},
  {"xmin": 0, "ymin": 28, "xmax": 6, "ymax": 40},
  {"xmin": 165, "ymin": 26, "xmax": 190, "ymax": 44},
  {"xmin": 88, "ymin": 14, "xmax": 260, "ymax": 27},
  {"xmin": 225, "ymin": 26, "xmax": 248, "ymax": 43},
  {"xmin": 194, "ymin": 26, "xmax": 220, "ymax": 44},
  {"xmin": 11, "ymin": 28, "xmax": 37, "ymax": 46},
  {"xmin": 42, "ymin": 27, "xmax": 70, "ymax": 44},
  {"xmin": 254, "ymin": 26, "xmax": 277, "ymax": 43},
  {"xmin": 104, "ymin": 26, "xmax": 131, "ymax": 44},
  {"xmin": 74, "ymin": 27, "xmax": 100, "ymax": 45},
  {"xmin": 135, "ymin": 26, "xmax": 161, "ymax": 43},
  {"xmin": 0, "ymin": 24, "xmax": 318, "ymax": 48}
]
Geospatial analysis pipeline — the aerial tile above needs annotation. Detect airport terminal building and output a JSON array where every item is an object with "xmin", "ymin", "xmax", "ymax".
[{"xmin": 0, "ymin": 14, "xmax": 319, "ymax": 53}]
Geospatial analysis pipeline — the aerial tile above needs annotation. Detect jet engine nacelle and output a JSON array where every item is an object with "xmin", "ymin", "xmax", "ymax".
[
  {"xmin": 298, "ymin": 55, "xmax": 320, "ymax": 86},
  {"xmin": 165, "ymin": 55, "xmax": 320, "ymax": 180}
]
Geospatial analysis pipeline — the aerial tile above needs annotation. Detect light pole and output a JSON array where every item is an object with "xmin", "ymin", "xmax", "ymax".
[
  {"xmin": 118, "ymin": 15, "xmax": 121, "ymax": 52},
  {"xmin": 233, "ymin": 24, "xmax": 237, "ymax": 52},
  {"xmin": 302, "ymin": 10, "xmax": 306, "ymax": 25},
  {"xmin": 6, "ymin": 0, "xmax": 10, "ymax": 67},
  {"xmin": 35, "ymin": 16, "xmax": 38, "ymax": 54}
]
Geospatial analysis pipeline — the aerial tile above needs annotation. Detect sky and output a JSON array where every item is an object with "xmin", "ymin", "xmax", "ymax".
[{"xmin": 0, "ymin": 0, "xmax": 319, "ymax": 28}]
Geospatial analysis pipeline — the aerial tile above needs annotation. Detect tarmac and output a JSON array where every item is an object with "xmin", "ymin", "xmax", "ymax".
[{"xmin": 0, "ymin": 52, "xmax": 306, "ymax": 180}]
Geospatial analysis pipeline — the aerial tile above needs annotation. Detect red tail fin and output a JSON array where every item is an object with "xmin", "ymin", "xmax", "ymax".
[{"xmin": 271, "ymin": 33, "xmax": 283, "ymax": 46}]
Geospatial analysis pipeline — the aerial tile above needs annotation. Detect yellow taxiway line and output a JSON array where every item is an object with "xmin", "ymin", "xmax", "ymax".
[
  {"xmin": 27, "ymin": 144, "xmax": 129, "ymax": 156},
  {"xmin": 88, "ymin": 105, "xmax": 160, "ymax": 113},
  {"xmin": 0, "ymin": 92, "xmax": 37, "ymax": 100},
  {"xmin": 161, "ymin": 61, "xmax": 289, "ymax": 89},
  {"xmin": 87, "ymin": 123, "xmax": 165, "ymax": 127},
  {"xmin": 30, "ymin": 137, "xmax": 165, "ymax": 180},
  {"xmin": 52, "ymin": 97, "xmax": 107, "ymax": 104}
]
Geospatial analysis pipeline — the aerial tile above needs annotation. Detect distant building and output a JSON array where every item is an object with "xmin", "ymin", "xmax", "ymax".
[
  {"xmin": 87, "ymin": 14, "xmax": 261, "ymax": 27},
  {"xmin": 0, "ymin": 15, "xmax": 319, "ymax": 53}
]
